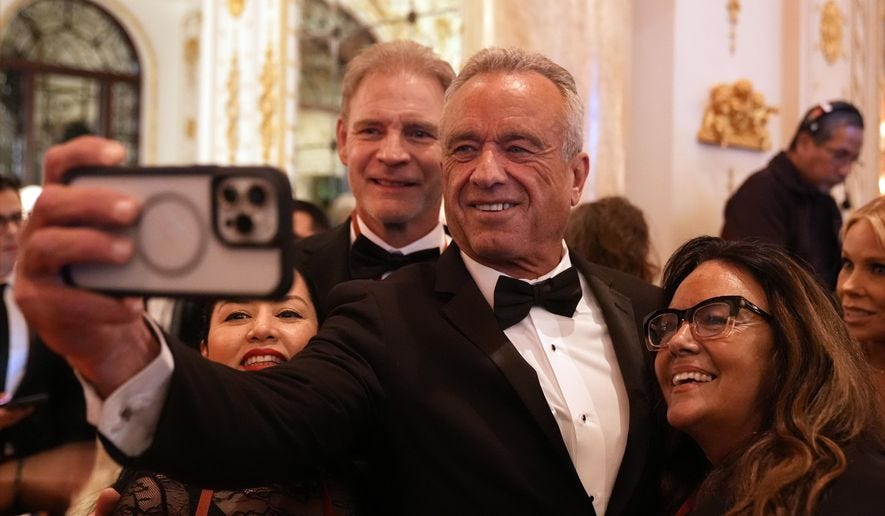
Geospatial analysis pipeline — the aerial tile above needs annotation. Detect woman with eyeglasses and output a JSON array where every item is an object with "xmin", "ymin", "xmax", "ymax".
[
  {"xmin": 837, "ymin": 195, "xmax": 885, "ymax": 412},
  {"xmin": 646, "ymin": 236, "xmax": 885, "ymax": 515}
]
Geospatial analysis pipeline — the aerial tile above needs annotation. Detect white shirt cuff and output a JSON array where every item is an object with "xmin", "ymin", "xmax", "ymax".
[{"xmin": 80, "ymin": 316, "xmax": 175, "ymax": 457}]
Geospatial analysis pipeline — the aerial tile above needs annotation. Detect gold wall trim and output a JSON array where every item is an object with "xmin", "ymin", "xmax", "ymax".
[
  {"xmin": 277, "ymin": 0, "xmax": 290, "ymax": 172},
  {"xmin": 182, "ymin": 10, "xmax": 201, "ymax": 146},
  {"xmin": 228, "ymin": 0, "xmax": 246, "ymax": 18},
  {"xmin": 259, "ymin": 43, "xmax": 277, "ymax": 163},
  {"xmin": 727, "ymin": 0, "xmax": 741, "ymax": 54},
  {"xmin": 821, "ymin": 0, "xmax": 844, "ymax": 64},
  {"xmin": 227, "ymin": 52, "xmax": 240, "ymax": 163}
]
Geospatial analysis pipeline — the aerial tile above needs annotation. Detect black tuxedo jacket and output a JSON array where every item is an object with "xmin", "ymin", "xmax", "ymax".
[
  {"xmin": 292, "ymin": 220, "xmax": 355, "ymax": 317},
  {"xmin": 0, "ymin": 337, "xmax": 93, "ymax": 459},
  {"xmin": 134, "ymin": 245, "xmax": 663, "ymax": 515}
]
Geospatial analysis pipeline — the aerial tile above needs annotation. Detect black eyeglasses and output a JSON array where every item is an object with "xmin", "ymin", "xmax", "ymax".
[
  {"xmin": 0, "ymin": 211, "xmax": 22, "ymax": 228},
  {"xmin": 643, "ymin": 295, "xmax": 773, "ymax": 352},
  {"xmin": 819, "ymin": 145, "xmax": 860, "ymax": 166}
]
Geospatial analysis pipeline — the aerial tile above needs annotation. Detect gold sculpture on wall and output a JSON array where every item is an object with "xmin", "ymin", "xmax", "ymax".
[
  {"xmin": 259, "ymin": 43, "xmax": 277, "ymax": 164},
  {"xmin": 820, "ymin": 0, "xmax": 844, "ymax": 64},
  {"xmin": 697, "ymin": 79, "xmax": 778, "ymax": 151}
]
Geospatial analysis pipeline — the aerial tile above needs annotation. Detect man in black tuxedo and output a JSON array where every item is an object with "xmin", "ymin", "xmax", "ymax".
[
  {"xmin": 294, "ymin": 40, "xmax": 455, "ymax": 313},
  {"xmin": 0, "ymin": 175, "xmax": 94, "ymax": 513},
  {"xmin": 16, "ymin": 47, "xmax": 662, "ymax": 515}
]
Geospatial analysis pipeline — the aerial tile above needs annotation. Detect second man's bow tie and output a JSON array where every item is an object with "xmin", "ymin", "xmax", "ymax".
[
  {"xmin": 493, "ymin": 267, "xmax": 582, "ymax": 329},
  {"xmin": 349, "ymin": 235, "xmax": 440, "ymax": 280}
]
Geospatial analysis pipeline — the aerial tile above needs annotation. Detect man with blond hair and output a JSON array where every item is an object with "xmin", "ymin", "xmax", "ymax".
[{"xmin": 294, "ymin": 40, "xmax": 454, "ymax": 312}]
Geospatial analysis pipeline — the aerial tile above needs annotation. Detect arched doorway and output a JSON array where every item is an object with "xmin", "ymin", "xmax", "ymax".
[{"xmin": 0, "ymin": 0, "xmax": 142, "ymax": 185}]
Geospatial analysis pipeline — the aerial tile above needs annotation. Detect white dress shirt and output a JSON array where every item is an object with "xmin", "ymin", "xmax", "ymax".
[
  {"xmin": 461, "ymin": 246, "xmax": 629, "ymax": 516},
  {"xmin": 2, "ymin": 276, "xmax": 29, "ymax": 402}
]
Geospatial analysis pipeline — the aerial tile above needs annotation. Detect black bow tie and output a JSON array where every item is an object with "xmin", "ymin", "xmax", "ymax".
[
  {"xmin": 493, "ymin": 267, "xmax": 582, "ymax": 329},
  {"xmin": 349, "ymin": 235, "xmax": 440, "ymax": 280}
]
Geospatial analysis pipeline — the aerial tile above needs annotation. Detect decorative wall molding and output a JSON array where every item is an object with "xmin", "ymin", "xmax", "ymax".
[
  {"xmin": 226, "ymin": 52, "xmax": 240, "ymax": 163},
  {"xmin": 820, "ymin": 0, "xmax": 845, "ymax": 64},
  {"xmin": 727, "ymin": 0, "xmax": 740, "ymax": 54},
  {"xmin": 259, "ymin": 43, "xmax": 277, "ymax": 163},
  {"xmin": 199, "ymin": 0, "xmax": 296, "ymax": 174}
]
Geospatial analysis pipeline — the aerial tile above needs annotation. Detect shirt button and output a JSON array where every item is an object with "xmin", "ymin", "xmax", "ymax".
[
  {"xmin": 581, "ymin": 414, "xmax": 587, "ymax": 423},
  {"xmin": 551, "ymin": 344, "xmax": 557, "ymax": 351}
]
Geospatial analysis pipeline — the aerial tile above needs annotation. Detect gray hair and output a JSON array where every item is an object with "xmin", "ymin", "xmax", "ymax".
[
  {"xmin": 340, "ymin": 40, "xmax": 455, "ymax": 122},
  {"xmin": 445, "ymin": 47, "xmax": 584, "ymax": 159}
]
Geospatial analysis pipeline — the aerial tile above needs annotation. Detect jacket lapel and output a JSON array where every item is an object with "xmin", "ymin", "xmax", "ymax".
[
  {"xmin": 573, "ymin": 254, "xmax": 654, "ymax": 516},
  {"xmin": 294, "ymin": 220, "xmax": 353, "ymax": 314},
  {"xmin": 435, "ymin": 246, "xmax": 576, "ymax": 469}
]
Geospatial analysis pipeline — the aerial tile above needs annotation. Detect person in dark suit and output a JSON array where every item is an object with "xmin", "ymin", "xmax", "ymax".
[
  {"xmin": 0, "ymin": 174, "xmax": 95, "ymax": 514},
  {"xmin": 293, "ymin": 40, "xmax": 455, "ymax": 313},
  {"xmin": 292, "ymin": 199, "xmax": 330, "ymax": 240},
  {"xmin": 721, "ymin": 101, "xmax": 864, "ymax": 289},
  {"xmin": 15, "ymin": 47, "xmax": 662, "ymax": 515}
]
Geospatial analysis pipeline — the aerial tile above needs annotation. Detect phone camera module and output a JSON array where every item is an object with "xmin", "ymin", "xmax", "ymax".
[
  {"xmin": 215, "ymin": 174, "xmax": 280, "ymax": 246},
  {"xmin": 248, "ymin": 185, "xmax": 266, "ymax": 206}
]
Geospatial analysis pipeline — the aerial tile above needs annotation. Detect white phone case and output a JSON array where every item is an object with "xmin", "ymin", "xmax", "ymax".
[{"xmin": 63, "ymin": 166, "xmax": 294, "ymax": 298}]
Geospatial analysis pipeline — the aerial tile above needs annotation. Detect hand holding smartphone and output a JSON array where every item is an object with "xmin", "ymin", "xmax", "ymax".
[{"xmin": 62, "ymin": 165, "xmax": 294, "ymax": 299}]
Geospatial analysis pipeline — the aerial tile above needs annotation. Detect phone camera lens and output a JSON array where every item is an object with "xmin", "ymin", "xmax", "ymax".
[
  {"xmin": 222, "ymin": 186, "xmax": 238, "ymax": 204},
  {"xmin": 248, "ymin": 185, "xmax": 266, "ymax": 206},
  {"xmin": 234, "ymin": 213, "xmax": 254, "ymax": 235}
]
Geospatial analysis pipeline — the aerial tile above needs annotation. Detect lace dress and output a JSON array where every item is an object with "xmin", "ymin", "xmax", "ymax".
[{"xmin": 110, "ymin": 469, "xmax": 357, "ymax": 516}]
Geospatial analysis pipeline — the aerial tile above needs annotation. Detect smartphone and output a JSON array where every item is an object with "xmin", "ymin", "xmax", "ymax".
[
  {"xmin": 62, "ymin": 165, "xmax": 294, "ymax": 299},
  {"xmin": 0, "ymin": 392, "xmax": 49, "ymax": 410}
]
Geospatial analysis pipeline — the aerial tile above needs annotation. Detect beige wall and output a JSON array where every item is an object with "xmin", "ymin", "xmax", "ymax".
[{"xmin": 626, "ymin": 0, "xmax": 881, "ymax": 269}]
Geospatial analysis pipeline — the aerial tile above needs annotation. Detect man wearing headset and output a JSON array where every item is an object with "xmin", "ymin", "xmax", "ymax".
[{"xmin": 721, "ymin": 100, "xmax": 864, "ymax": 289}]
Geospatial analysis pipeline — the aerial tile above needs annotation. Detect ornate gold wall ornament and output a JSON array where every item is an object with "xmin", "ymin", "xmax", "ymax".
[
  {"xmin": 259, "ymin": 43, "xmax": 277, "ymax": 164},
  {"xmin": 697, "ymin": 79, "xmax": 778, "ymax": 151},
  {"xmin": 226, "ymin": 53, "xmax": 240, "ymax": 163},
  {"xmin": 184, "ymin": 118, "xmax": 196, "ymax": 139},
  {"xmin": 228, "ymin": 0, "xmax": 246, "ymax": 19},
  {"xmin": 183, "ymin": 37, "xmax": 199, "ymax": 67},
  {"xmin": 727, "ymin": 0, "xmax": 740, "ymax": 54},
  {"xmin": 820, "ymin": 0, "xmax": 844, "ymax": 64}
]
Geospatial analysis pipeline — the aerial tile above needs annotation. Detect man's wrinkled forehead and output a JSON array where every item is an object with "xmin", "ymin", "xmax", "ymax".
[
  {"xmin": 442, "ymin": 72, "xmax": 507, "ymax": 124},
  {"xmin": 441, "ymin": 71, "xmax": 564, "ymax": 133}
]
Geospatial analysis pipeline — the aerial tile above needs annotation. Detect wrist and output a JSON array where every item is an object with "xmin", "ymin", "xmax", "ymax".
[{"xmin": 75, "ymin": 317, "xmax": 160, "ymax": 398}]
